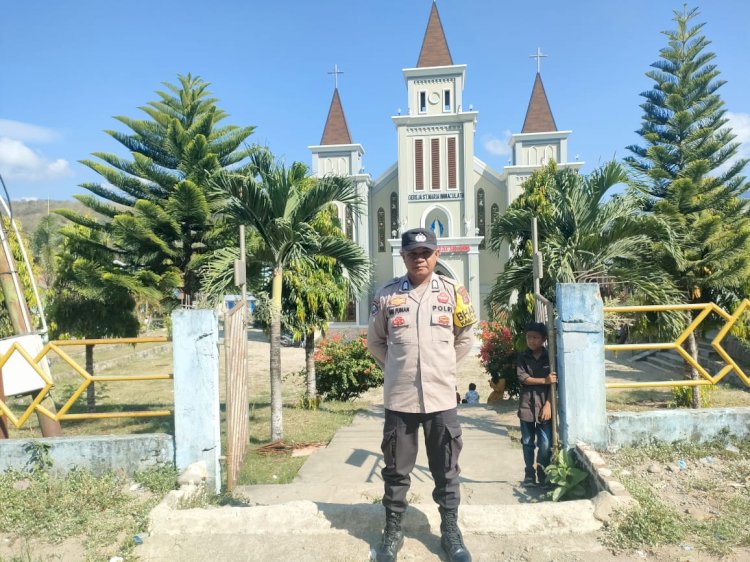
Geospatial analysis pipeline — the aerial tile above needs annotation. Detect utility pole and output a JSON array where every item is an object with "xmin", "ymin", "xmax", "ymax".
[{"xmin": 0, "ymin": 218, "xmax": 62, "ymax": 437}]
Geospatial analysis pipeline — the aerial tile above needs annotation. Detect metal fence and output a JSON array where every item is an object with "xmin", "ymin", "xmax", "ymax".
[
  {"xmin": 604, "ymin": 300, "xmax": 750, "ymax": 389},
  {"xmin": 0, "ymin": 337, "xmax": 171, "ymax": 429}
]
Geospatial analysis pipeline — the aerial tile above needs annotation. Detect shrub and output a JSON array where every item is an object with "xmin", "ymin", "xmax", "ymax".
[
  {"xmin": 477, "ymin": 321, "xmax": 520, "ymax": 398},
  {"xmin": 669, "ymin": 384, "xmax": 714, "ymax": 408},
  {"xmin": 314, "ymin": 335, "xmax": 384, "ymax": 401}
]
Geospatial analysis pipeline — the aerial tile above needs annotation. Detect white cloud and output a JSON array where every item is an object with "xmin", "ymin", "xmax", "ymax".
[
  {"xmin": 727, "ymin": 112, "xmax": 750, "ymax": 153},
  {"xmin": 0, "ymin": 137, "xmax": 72, "ymax": 182},
  {"xmin": 714, "ymin": 112, "xmax": 750, "ymax": 177},
  {"xmin": 0, "ymin": 119, "xmax": 61, "ymax": 143},
  {"xmin": 482, "ymin": 130, "xmax": 512, "ymax": 157}
]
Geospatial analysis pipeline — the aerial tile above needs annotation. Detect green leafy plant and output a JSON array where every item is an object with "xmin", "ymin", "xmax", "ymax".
[
  {"xmin": 313, "ymin": 335, "xmax": 383, "ymax": 401},
  {"xmin": 23, "ymin": 441, "xmax": 53, "ymax": 474},
  {"xmin": 603, "ymin": 477, "xmax": 686, "ymax": 549},
  {"xmin": 544, "ymin": 448, "xmax": 590, "ymax": 501},
  {"xmin": 670, "ymin": 384, "xmax": 714, "ymax": 408},
  {"xmin": 133, "ymin": 464, "xmax": 179, "ymax": 494},
  {"xmin": 477, "ymin": 321, "xmax": 519, "ymax": 398}
]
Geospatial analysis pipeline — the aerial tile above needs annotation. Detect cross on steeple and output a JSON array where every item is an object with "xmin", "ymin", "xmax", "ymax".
[
  {"xmin": 529, "ymin": 47, "xmax": 547, "ymax": 73},
  {"xmin": 328, "ymin": 64, "xmax": 344, "ymax": 89}
]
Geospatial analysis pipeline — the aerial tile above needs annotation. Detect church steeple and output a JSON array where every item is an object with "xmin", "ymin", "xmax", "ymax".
[
  {"xmin": 521, "ymin": 72, "xmax": 557, "ymax": 133},
  {"xmin": 417, "ymin": 2, "xmax": 453, "ymax": 68},
  {"xmin": 320, "ymin": 88, "xmax": 353, "ymax": 145}
]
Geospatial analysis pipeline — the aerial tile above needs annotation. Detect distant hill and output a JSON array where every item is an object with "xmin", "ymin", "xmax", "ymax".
[{"xmin": 8, "ymin": 199, "xmax": 89, "ymax": 234}]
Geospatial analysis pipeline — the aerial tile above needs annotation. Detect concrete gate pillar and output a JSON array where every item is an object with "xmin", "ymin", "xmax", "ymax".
[
  {"xmin": 172, "ymin": 309, "xmax": 221, "ymax": 493},
  {"xmin": 555, "ymin": 283, "xmax": 608, "ymax": 450}
]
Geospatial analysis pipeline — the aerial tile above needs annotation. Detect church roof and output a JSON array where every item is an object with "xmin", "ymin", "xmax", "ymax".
[
  {"xmin": 416, "ymin": 3, "xmax": 453, "ymax": 68},
  {"xmin": 521, "ymin": 73, "xmax": 558, "ymax": 133},
  {"xmin": 320, "ymin": 88, "xmax": 353, "ymax": 145}
]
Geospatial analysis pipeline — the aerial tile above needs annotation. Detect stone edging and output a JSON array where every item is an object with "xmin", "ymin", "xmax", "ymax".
[{"xmin": 574, "ymin": 442, "xmax": 637, "ymax": 523}]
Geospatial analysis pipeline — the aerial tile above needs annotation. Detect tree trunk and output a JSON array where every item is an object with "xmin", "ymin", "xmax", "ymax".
[
  {"xmin": 685, "ymin": 330, "xmax": 701, "ymax": 409},
  {"xmin": 269, "ymin": 267, "xmax": 284, "ymax": 442},
  {"xmin": 86, "ymin": 344, "xmax": 95, "ymax": 413},
  {"xmin": 305, "ymin": 329, "xmax": 316, "ymax": 401}
]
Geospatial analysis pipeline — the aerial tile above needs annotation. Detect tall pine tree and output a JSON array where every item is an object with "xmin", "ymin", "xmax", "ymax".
[
  {"xmin": 625, "ymin": 6, "xmax": 750, "ymax": 406},
  {"xmin": 56, "ymin": 74, "xmax": 255, "ymax": 309}
]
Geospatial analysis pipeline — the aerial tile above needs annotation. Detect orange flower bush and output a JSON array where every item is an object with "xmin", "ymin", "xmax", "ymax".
[{"xmin": 477, "ymin": 321, "xmax": 520, "ymax": 398}]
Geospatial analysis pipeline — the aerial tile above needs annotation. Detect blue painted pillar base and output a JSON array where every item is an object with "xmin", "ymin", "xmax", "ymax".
[
  {"xmin": 555, "ymin": 283, "xmax": 607, "ymax": 450},
  {"xmin": 172, "ymin": 309, "xmax": 221, "ymax": 493}
]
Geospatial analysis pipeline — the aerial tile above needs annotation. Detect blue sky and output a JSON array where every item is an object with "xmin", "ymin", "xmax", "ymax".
[{"xmin": 1, "ymin": 0, "xmax": 749, "ymax": 201}]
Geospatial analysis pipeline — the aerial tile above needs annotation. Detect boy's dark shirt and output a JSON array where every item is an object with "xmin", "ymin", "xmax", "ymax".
[{"xmin": 516, "ymin": 348, "xmax": 551, "ymax": 423}]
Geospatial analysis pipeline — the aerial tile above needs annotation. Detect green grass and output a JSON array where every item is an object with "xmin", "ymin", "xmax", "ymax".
[
  {"xmin": 237, "ymin": 400, "xmax": 362, "ymax": 485},
  {"xmin": 606, "ymin": 385, "xmax": 750, "ymax": 411},
  {"xmin": 611, "ymin": 434, "xmax": 749, "ymax": 466},
  {"xmin": 0, "ymin": 465, "xmax": 177, "ymax": 561}
]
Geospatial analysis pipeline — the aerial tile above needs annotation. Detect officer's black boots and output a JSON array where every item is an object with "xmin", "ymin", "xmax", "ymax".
[
  {"xmin": 377, "ymin": 509, "xmax": 404, "ymax": 562},
  {"xmin": 439, "ymin": 507, "xmax": 472, "ymax": 562}
]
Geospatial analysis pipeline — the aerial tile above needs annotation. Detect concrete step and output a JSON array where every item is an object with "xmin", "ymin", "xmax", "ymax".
[
  {"xmin": 137, "ymin": 499, "xmax": 604, "ymax": 561},
  {"xmin": 235, "ymin": 480, "xmax": 548, "ymax": 507}
]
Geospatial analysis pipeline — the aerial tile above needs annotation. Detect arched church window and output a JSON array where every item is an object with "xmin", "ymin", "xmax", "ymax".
[
  {"xmin": 477, "ymin": 188, "xmax": 486, "ymax": 249},
  {"xmin": 491, "ymin": 203, "xmax": 499, "ymax": 223},
  {"xmin": 390, "ymin": 193, "xmax": 399, "ymax": 238},
  {"xmin": 377, "ymin": 208, "xmax": 386, "ymax": 252}
]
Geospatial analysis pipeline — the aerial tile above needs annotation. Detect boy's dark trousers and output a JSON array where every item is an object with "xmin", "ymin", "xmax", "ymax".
[
  {"xmin": 520, "ymin": 419, "xmax": 552, "ymax": 483},
  {"xmin": 380, "ymin": 408, "xmax": 463, "ymax": 513}
]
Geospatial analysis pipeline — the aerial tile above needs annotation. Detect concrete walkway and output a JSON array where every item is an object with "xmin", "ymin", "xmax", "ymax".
[
  {"xmin": 136, "ymin": 402, "xmax": 608, "ymax": 561},
  {"xmin": 235, "ymin": 402, "xmax": 551, "ymax": 506}
]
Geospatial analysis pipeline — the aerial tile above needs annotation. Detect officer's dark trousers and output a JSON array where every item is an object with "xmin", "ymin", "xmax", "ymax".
[{"xmin": 381, "ymin": 408, "xmax": 463, "ymax": 513}]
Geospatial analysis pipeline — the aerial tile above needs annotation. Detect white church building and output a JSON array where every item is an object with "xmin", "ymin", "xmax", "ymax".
[{"xmin": 308, "ymin": 3, "xmax": 582, "ymax": 326}]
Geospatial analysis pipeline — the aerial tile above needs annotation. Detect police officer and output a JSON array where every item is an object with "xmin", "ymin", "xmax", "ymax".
[{"xmin": 368, "ymin": 227, "xmax": 476, "ymax": 562}]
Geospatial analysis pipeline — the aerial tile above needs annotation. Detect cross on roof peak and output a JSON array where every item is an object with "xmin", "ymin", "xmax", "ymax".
[
  {"xmin": 328, "ymin": 64, "xmax": 344, "ymax": 89},
  {"xmin": 529, "ymin": 47, "xmax": 548, "ymax": 73}
]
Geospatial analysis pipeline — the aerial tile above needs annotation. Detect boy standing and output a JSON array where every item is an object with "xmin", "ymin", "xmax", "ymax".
[{"xmin": 517, "ymin": 322, "xmax": 557, "ymax": 487}]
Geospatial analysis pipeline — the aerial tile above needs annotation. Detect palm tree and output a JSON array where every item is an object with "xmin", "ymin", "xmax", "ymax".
[
  {"xmin": 213, "ymin": 148, "xmax": 371, "ymax": 441},
  {"xmin": 487, "ymin": 161, "xmax": 681, "ymax": 337}
]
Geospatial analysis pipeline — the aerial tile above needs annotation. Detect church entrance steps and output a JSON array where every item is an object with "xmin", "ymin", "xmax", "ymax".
[
  {"xmin": 136, "ymin": 405, "xmax": 608, "ymax": 560},
  {"xmin": 138, "ymin": 499, "xmax": 603, "ymax": 561}
]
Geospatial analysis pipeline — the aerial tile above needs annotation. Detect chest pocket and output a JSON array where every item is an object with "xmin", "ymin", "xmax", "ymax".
[
  {"xmin": 389, "ymin": 312, "xmax": 414, "ymax": 344},
  {"xmin": 430, "ymin": 312, "xmax": 453, "ymax": 342}
]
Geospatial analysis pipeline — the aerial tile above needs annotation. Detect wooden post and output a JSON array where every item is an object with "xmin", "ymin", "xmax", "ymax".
[{"xmin": 0, "ymin": 368, "xmax": 9, "ymax": 439}]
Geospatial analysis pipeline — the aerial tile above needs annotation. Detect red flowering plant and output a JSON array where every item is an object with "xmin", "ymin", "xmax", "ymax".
[
  {"xmin": 314, "ymin": 335, "xmax": 384, "ymax": 401},
  {"xmin": 477, "ymin": 321, "xmax": 520, "ymax": 398}
]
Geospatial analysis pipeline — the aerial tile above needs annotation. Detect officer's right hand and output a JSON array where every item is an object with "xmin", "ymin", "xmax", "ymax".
[{"xmin": 545, "ymin": 372, "xmax": 557, "ymax": 385}]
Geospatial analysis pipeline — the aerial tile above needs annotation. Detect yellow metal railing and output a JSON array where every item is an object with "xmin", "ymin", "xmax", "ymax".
[
  {"xmin": 0, "ymin": 337, "xmax": 171, "ymax": 428},
  {"xmin": 604, "ymin": 300, "xmax": 750, "ymax": 389}
]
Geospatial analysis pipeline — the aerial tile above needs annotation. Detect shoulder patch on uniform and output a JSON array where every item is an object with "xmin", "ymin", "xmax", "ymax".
[
  {"xmin": 453, "ymin": 283, "xmax": 477, "ymax": 327},
  {"xmin": 370, "ymin": 299, "xmax": 380, "ymax": 316}
]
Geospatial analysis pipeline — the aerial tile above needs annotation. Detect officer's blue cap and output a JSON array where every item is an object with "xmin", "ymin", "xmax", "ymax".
[{"xmin": 401, "ymin": 228, "xmax": 437, "ymax": 252}]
